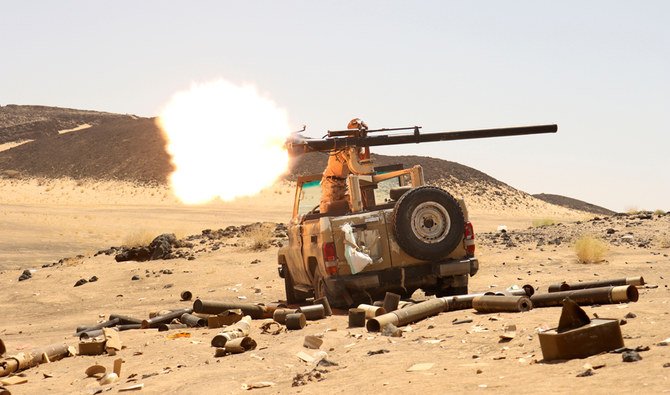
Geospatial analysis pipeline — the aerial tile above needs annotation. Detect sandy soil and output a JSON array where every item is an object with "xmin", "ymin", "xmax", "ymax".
[{"xmin": 1, "ymin": 179, "xmax": 668, "ymax": 394}]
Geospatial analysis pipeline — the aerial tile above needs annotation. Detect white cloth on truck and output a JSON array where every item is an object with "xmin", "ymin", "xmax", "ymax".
[{"xmin": 341, "ymin": 223, "xmax": 373, "ymax": 274}]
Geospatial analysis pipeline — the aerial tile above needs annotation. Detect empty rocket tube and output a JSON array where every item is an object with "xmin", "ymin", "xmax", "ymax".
[
  {"xmin": 149, "ymin": 310, "xmax": 173, "ymax": 318},
  {"xmin": 273, "ymin": 308, "xmax": 298, "ymax": 324},
  {"xmin": 193, "ymin": 300, "xmax": 267, "ymax": 319},
  {"xmin": 314, "ymin": 297, "xmax": 333, "ymax": 316},
  {"xmin": 531, "ymin": 285, "xmax": 639, "ymax": 308},
  {"xmin": 224, "ymin": 337, "xmax": 257, "ymax": 354},
  {"xmin": 1, "ymin": 342, "xmax": 70, "ymax": 377},
  {"xmin": 157, "ymin": 323, "xmax": 188, "ymax": 332},
  {"xmin": 367, "ymin": 298, "xmax": 447, "ymax": 332},
  {"xmin": 180, "ymin": 290, "xmax": 193, "ymax": 301},
  {"xmin": 286, "ymin": 313, "xmax": 307, "ymax": 330},
  {"xmin": 116, "ymin": 324, "xmax": 141, "ymax": 331},
  {"xmin": 180, "ymin": 313, "xmax": 206, "ymax": 327},
  {"xmin": 263, "ymin": 302, "xmax": 288, "ymax": 318},
  {"xmin": 211, "ymin": 316, "xmax": 252, "ymax": 347},
  {"xmin": 141, "ymin": 308, "xmax": 193, "ymax": 329},
  {"xmin": 382, "ymin": 292, "xmax": 401, "ymax": 313},
  {"xmin": 357, "ymin": 304, "xmax": 386, "ymax": 319},
  {"xmin": 547, "ymin": 276, "xmax": 645, "ymax": 293},
  {"xmin": 75, "ymin": 318, "xmax": 120, "ymax": 336},
  {"xmin": 109, "ymin": 314, "xmax": 143, "ymax": 325},
  {"xmin": 348, "ymin": 309, "xmax": 366, "ymax": 328},
  {"xmin": 472, "ymin": 295, "xmax": 533, "ymax": 313},
  {"xmin": 298, "ymin": 305, "xmax": 325, "ymax": 320}
]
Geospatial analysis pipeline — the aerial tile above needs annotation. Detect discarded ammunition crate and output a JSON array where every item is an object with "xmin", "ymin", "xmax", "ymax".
[{"xmin": 538, "ymin": 318, "xmax": 623, "ymax": 361}]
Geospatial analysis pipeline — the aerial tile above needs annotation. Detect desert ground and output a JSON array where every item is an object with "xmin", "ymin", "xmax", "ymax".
[{"xmin": 1, "ymin": 177, "xmax": 669, "ymax": 395}]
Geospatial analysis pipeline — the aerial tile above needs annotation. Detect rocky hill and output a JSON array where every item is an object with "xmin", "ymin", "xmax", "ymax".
[
  {"xmin": 0, "ymin": 104, "xmax": 133, "ymax": 144},
  {"xmin": 532, "ymin": 193, "xmax": 616, "ymax": 216}
]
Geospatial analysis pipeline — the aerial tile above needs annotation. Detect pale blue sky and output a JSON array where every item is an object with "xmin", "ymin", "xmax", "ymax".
[{"xmin": 1, "ymin": 1, "xmax": 668, "ymax": 211}]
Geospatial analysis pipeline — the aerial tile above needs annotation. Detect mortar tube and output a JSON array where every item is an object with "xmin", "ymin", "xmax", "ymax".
[
  {"xmin": 298, "ymin": 305, "xmax": 325, "ymax": 320},
  {"xmin": 357, "ymin": 304, "xmax": 386, "ymax": 319},
  {"xmin": 263, "ymin": 302, "xmax": 288, "ymax": 318},
  {"xmin": 157, "ymin": 323, "xmax": 188, "ymax": 332},
  {"xmin": 180, "ymin": 313, "xmax": 206, "ymax": 327},
  {"xmin": 314, "ymin": 297, "xmax": 333, "ymax": 317},
  {"xmin": 108, "ymin": 314, "xmax": 143, "ymax": 325},
  {"xmin": 79, "ymin": 329, "xmax": 105, "ymax": 340},
  {"xmin": 368, "ymin": 298, "xmax": 447, "ymax": 332},
  {"xmin": 472, "ymin": 295, "xmax": 533, "ymax": 313},
  {"xmin": 530, "ymin": 285, "xmax": 639, "ymax": 308},
  {"xmin": 382, "ymin": 292, "xmax": 401, "ymax": 313},
  {"xmin": 149, "ymin": 310, "xmax": 173, "ymax": 318},
  {"xmin": 193, "ymin": 300, "xmax": 267, "ymax": 319},
  {"xmin": 0, "ymin": 342, "xmax": 70, "ymax": 377},
  {"xmin": 180, "ymin": 290, "xmax": 193, "ymax": 301},
  {"xmin": 141, "ymin": 308, "xmax": 193, "ymax": 329},
  {"xmin": 547, "ymin": 276, "xmax": 645, "ymax": 293},
  {"xmin": 75, "ymin": 318, "xmax": 120, "ymax": 336},
  {"xmin": 273, "ymin": 308, "xmax": 298, "ymax": 324},
  {"xmin": 116, "ymin": 324, "xmax": 141, "ymax": 331},
  {"xmin": 286, "ymin": 313, "xmax": 307, "ymax": 330}
]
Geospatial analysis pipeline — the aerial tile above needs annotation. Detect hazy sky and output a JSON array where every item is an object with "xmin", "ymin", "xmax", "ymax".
[{"xmin": 2, "ymin": 1, "xmax": 668, "ymax": 211}]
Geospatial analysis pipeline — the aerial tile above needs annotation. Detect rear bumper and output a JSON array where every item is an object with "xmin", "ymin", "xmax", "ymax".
[{"xmin": 327, "ymin": 257, "xmax": 479, "ymax": 292}]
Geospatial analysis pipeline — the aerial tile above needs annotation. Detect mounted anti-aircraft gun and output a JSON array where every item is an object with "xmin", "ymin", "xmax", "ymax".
[{"xmin": 278, "ymin": 121, "xmax": 557, "ymax": 307}]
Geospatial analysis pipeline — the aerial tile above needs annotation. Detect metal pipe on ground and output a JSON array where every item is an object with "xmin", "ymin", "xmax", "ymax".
[
  {"xmin": 180, "ymin": 313, "xmax": 206, "ymax": 327},
  {"xmin": 314, "ymin": 297, "xmax": 333, "ymax": 317},
  {"xmin": 224, "ymin": 337, "xmax": 257, "ymax": 354},
  {"xmin": 348, "ymin": 309, "xmax": 366, "ymax": 328},
  {"xmin": 108, "ymin": 314, "xmax": 143, "ymax": 325},
  {"xmin": 273, "ymin": 309, "xmax": 298, "ymax": 325},
  {"xmin": 141, "ymin": 308, "xmax": 193, "ymax": 329},
  {"xmin": 531, "ymin": 285, "xmax": 639, "ymax": 308},
  {"xmin": 472, "ymin": 295, "xmax": 533, "ymax": 313},
  {"xmin": 193, "ymin": 300, "xmax": 267, "ymax": 319},
  {"xmin": 382, "ymin": 292, "xmax": 401, "ymax": 313},
  {"xmin": 75, "ymin": 318, "xmax": 120, "ymax": 337},
  {"xmin": 117, "ymin": 324, "xmax": 141, "ymax": 331},
  {"xmin": 298, "ymin": 305, "xmax": 325, "ymax": 321},
  {"xmin": 367, "ymin": 298, "xmax": 447, "ymax": 332},
  {"xmin": 158, "ymin": 323, "xmax": 188, "ymax": 332},
  {"xmin": 211, "ymin": 316, "xmax": 252, "ymax": 347},
  {"xmin": 0, "ymin": 343, "xmax": 70, "ymax": 377},
  {"xmin": 286, "ymin": 313, "xmax": 307, "ymax": 330},
  {"xmin": 547, "ymin": 276, "xmax": 645, "ymax": 293},
  {"xmin": 357, "ymin": 304, "xmax": 386, "ymax": 319}
]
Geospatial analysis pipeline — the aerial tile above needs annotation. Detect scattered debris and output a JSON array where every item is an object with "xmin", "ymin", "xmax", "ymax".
[
  {"xmin": 452, "ymin": 318, "xmax": 473, "ymax": 325},
  {"xmin": 622, "ymin": 351, "xmax": 642, "ymax": 362},
  {"xmin": 74, "ymin": 278, "xmax": 88, "ymax": 287},
  {"xmin": 292, "ymin": 368, "xmax": 327, "ymax": 387},
  {"xmin": 576, "ymin": 369, "xmax": 594, "ymax": 377},
  {"xmin": 119, "ymin": 383, "xmax": 144, "ymax": 392},
  {"xmin": 367, "ymin": 349, "xmax": 390, "ymax": 356},
  {"xmin": 18, "ymin": 269, "xmax": 32, "ymax": 282},
  {"xmin": 406, "ymin": 363, "xmax": 435, "ymax": 372},
  {"xmin": 303, "ymin": 336, "xmax": 323, "ymax": 349},
  {"xmin": 242, "ymin": 381, "xmax": 274, "ymax": 390}
]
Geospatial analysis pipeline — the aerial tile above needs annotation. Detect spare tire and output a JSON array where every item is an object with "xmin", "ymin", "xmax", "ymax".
[{"xmin": 392, "ymin": 186, "xmax": 465, "ymax": 261}]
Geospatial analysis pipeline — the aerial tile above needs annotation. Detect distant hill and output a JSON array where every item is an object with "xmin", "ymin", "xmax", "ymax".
[
  {"xmin": 0, "ymin": 104, "xmax": 133, "ymax": 144},
  {"xmin": 0, "ymin": 105, "xmax": 611, "ymax": 216},
  {"xmin": 533, "ymin": 193, "xmax": 616, "ymax": 215}
]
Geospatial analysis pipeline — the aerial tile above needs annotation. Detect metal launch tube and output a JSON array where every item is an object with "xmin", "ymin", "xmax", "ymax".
[
  {"xmin": 547, "ymin": 276, "xmax": 645, "ymax": 293},
  {"xmin": 108, "ymin": 314, "xmax": 143, "ymax": 325},
  {"xmin": 367, "ymin": 298, "xmax": 447, "ymax": 332},
  {"xmin": 193, "ymin": 300, "xmax": 267, "ymax": 319},
  {"xmin": 531, "ymin": 285, "xmax": 639, "ymax": 308},
  {"xmin": 75, "ymin": 318, "xmax": 120, "ymax": 336},
  {"xmin": 180, "ymin": 313, "xmax": 207, "ymax": 327},
  {"xmin": 211, "ymin": 316, "xmax": 252, "ymax": 347},
  {"xmin": 357, "ymin": 304, "xmax": 386, "ymax": 319},
  {"xmin": 0, "ymin": 343, "xmax": 70, "ymax": 377},
  {"xmin": 273, "ymin": 308, "xmax": 298, "ymax": 324},
  {"xmin": 141, "ymin": 308, "xmax": 193, "ymax": 329},
  {"xmin": 298, "ymin": 305, "xmax": 325, "ymax": 320},
  {"xmin": 472, "ymin": 295, "xmax": 533, "ymax": 313},
  {"xmin": 382, "ymin": 292, "xmax": 401, "ymax": 313}
]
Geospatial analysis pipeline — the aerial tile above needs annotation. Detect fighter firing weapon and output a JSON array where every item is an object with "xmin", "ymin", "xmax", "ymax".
[{"xmin": 285, "ymin": 123, "xmax": 558, "ymax": 175}]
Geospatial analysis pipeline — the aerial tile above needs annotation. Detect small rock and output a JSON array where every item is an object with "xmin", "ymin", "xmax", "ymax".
[
  {"xmin": 624, "ymin": 312, "xmax": 637, "ymax": 319},
  {"xmin": 88, "ymin": 276, "xmax": 98, "ymax": 282},
  {"xmin": 576, "ymin": 369, "xmax": 594, "ymax": 377},
  {"xmin": 382, "ymin": 323, "xmax": 403, "ymax": 337},
  {"xmin": 131, "ymin": 275, "xmax": 140, "ymax": 281},
  {"xmin": 663, "ymin": 363, "xmax": 670, "ymax": 368},
  {"xmin": 18, "ymin": 269, "xmax": 32, "ymax": 281},
  {"xmin": 74, "ymin": 278, "xmax": 88, "ymax": 287},
  {"xmin": 622, "ymin": 351, "xmax": 642, "ymax": 362},
  {"xmin": 367, "ymin": 349, "xmax": 390, "ymax": 356}
]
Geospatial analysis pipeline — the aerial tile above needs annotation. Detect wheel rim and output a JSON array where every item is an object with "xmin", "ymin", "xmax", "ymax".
[{"xmin": 410, "ymin": 202, "xmax": 451, "ymax": 243}]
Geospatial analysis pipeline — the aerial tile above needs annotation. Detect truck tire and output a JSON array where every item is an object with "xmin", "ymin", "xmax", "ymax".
[
  {"xmin": 313, "ymin": 270, "xmax": 347, "ymax": 308},
  {"xmin": 283, "ymin": 264, "xmax": 306, "ymax": 305},
  {"xmin": 392, "ymin": 186, "xmax": 465, "ymax": 261}
]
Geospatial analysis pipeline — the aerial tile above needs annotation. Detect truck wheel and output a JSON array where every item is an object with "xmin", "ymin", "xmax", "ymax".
[
  {"xmin": 283, "ymin": 264, "xmax": 306, "ymax": 305},
  {"xmin": 313, "ymin": 271, "xmax": 347, "ymax": 308},
  {"xmin": 392, "ymin": 186, "xmax": 465, "ymax": 261}
]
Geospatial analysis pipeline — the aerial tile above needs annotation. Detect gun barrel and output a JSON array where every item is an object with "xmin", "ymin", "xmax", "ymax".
[{"xmin": 288, "ymin": 124, "xmax": 557, "ymax": 155}]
